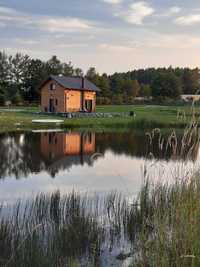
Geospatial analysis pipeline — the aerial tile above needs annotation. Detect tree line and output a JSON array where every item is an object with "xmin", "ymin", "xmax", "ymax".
[{"xmin": 0, "ymin": 51, "xmax": 200, "ymax": 105}]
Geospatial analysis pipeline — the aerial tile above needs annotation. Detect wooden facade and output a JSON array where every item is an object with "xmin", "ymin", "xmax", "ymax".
[{"xmin": 40, "ymin": 76, "xmax": 99, "ymax": 113}]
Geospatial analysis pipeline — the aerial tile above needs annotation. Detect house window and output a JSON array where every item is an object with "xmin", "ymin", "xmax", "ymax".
[
  {"xmin": 55, "ymin": 99, "xmax": 58, "ymax": 106},
  {"xmin": 49, "ymin": 83, "xmax": 56, "ymax": 90}
]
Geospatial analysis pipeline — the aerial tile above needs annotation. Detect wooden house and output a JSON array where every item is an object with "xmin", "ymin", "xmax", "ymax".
[{"xmin": 39, "ymin": 75, "xmax": 100, "ymax": 113}]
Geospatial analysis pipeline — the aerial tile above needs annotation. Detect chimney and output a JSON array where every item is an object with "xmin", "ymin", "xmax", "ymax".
[
  {"xmin": 81, "ymin": 77, "xmax": 85, "ymax": 111},
  {"xmin": 82, "ymin": 77, "xmax": 85, "ymax": 89}
]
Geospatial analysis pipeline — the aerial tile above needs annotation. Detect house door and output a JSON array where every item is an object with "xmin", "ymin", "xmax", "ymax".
[
  {"xmin": 49, "ymin": 99, "xmax": 54, "ymax": 112},
  {"xmin": 85, "ymin": 100, "xmax": 93, "ymax": 112}
]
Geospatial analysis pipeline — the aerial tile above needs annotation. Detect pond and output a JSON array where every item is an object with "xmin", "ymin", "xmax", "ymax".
[{"xmin": 0, "ymin": 129, "xmax": 198, "ymax": 204}]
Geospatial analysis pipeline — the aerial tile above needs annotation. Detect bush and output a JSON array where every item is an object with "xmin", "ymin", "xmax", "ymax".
[
  {"xmin": 112, "ymin": 94, "xmax": 123, "ymax": 105},
  {"xmin": 96, "ymin": 96, "xmax": 111, "ymax": 105}
]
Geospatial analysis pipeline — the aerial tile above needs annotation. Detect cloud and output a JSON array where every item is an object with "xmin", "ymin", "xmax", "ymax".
[
  {"xmin": 140, "ymin": 32, "xmax": 200, "ymax": 50},
  {"xmin": 0, "ymin": 6, "xmax": 28, "ymax": 24},
  {"xmin": 117, "ymin": 1, "xmax": 154, "ymax": 25},
  {"xmin": 169, "ymin": 6, "xmax": 181, "ymax": 14},
  {"xmin": 0, "ymin": 6, "xmax": 18, "ymax": 15},
  {"xmin": 15, "ymin": 38, "xmax": 39, "ymax": 45},
  {"xmin": 154, "ymin": 6, "xmax": 181, "ymax": 19},
  {"xmin": 35, "ymin": 17, "xmax": 92, "ymax": 33},
  {"xmin": 98, "ymin": 43, "xmax": 134, "ymax": 52},
  {"xmin": 0, "ymin": 5, "xmax": 94, "ymax": 33},
  {"xmin": 102, "ymin": 0, "xmax": 123, "ymax": 4},
  {"xmin": 175, "ymin": 14, "xmax": 200, "ymax": 26},
  {"xmin": 57, "ymin": 43, "xmax": 88, "ymax": 48},
  {"xmin": 99, "ymin": 32, "xmax": 200, "ymax": 54}
]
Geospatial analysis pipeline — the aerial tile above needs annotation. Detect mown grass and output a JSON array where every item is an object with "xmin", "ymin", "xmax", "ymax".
[
  {"xmin": 0, "ymin": 104, "xmax": 197, "ymax": 132},
  {"xmin": 0, "ymin": 110, "xmax": 62, "ymax": 133}
]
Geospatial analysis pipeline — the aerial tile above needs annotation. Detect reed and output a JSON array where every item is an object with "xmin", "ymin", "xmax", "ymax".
[
  {"xmin": 1, "ymin": 105, "xmax": 200, "ymax": 266},
  {"xmin": 0, "ymin": 192, "xmax": 105, "ymax": 267},
  {"xmin": 128, "ymin": 103, "xmax": 200, "ymax": 266},
  {"xmin": 130, "ymin": 174, "xmax": 200, "ymax": 267},
  {"xmin": 1, "ymin": 169, "xmax": 200, "ymax": 266}
]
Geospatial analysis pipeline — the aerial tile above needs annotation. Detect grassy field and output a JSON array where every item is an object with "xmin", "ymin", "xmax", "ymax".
[{"xmin": 0, "ymin": 104, "xmax": 197, "ymax": 132}]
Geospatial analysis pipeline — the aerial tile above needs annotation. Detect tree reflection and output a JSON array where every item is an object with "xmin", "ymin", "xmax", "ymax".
[
  {"xmin": 0, "ymin": 130, "xmax": 199, "ymax": 180},
  {"xmin": 0, "ymin": 132, "xmax": 96, "ymax": 179}
]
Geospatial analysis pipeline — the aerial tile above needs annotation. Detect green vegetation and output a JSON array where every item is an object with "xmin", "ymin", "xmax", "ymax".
[
  {"xmin": 1, "ymin": 174, "xmax": 200, "ymax": 266},
  {"xmin": 132, "ymin": 175, "xmax": 200, "ymax": 267},
  {"xmin": 1, "ymin": 51, "xmax": 200, "ymax": 106},
  {"xmin": 0, "ymin": 109, "xmax": 62, "ymax": 132},
  {"xmin": 152, "ymin": 72, "xmax": 182, "ymax": 99},
  {"xmin": 0, "ymin": 192, "xmax": 105, "ymax": 267},
  {"xmin": 0, "ymin": 106, "xmax": 200, "ymax": 266},
  {"xmin": 0, "ymin": 104, "xmax": 197, "ymax": 132}
]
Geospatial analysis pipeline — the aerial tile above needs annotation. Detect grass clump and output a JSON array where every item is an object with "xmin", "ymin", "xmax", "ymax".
[
  {"xmin": 3, "ymin": 178, "xmax": 200, "ymax": 267},
  {"xmin": 129, "ymin": 175, "xmax": 200, "ymax": 267},
  {"xmin": 127, "ymin": 108, "xmax": 200, "ymax": 267},
  {"xmin": 0, "ymin": 192, "xmax": 132, "ymax": 267},
  {"xmin": 0, "ymin": 192, "xmax": 105, "ymax": 267}
]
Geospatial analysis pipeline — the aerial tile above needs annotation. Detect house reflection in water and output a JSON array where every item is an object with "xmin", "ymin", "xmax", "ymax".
[{"xmin": 41, "ymin": 132, "xmax": 96, "ymax": 177}]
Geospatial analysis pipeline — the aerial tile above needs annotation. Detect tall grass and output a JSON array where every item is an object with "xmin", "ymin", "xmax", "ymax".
[
  {"xmin": 2, "ymin": 176, "xmax": 200, "ymax": 267},
  {"xmin": 0, "ymin": 192, "xmax": 132, "ymax": 267},
  {"xmin": 129, "ymin": 103, "xmax": 200, "ymax": 266},
  {"xmin": 3, "ymin": 177, "xmax": 200, "ymax": 266},
  {"xmin": 0, "ymin": 192, "xmax": 103, "ymax": 267},
  {"xmin": 130, "ymin": 174, "xmax": 200, "ymax": 267},
  {"xmin": 1, "ymin": 105, "xmax": 200, "ymax": 266}
]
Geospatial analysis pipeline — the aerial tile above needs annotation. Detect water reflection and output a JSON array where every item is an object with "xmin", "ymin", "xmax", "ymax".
[
  {"xmin": 0, "ymin": 130, "xmax": 199, "ymax": 180},
  {"xmin": 41, "ymin": 132, "xmax": 96, "ymax": 177},
  {"xmin": 0, "ymin": 130, "xmax": 199, "ymax": 202}
]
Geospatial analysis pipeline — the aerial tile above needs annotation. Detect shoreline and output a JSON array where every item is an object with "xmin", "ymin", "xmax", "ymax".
[{"xmin": 0, "ymin": 104, "xmax": 195, "ymax": 133}]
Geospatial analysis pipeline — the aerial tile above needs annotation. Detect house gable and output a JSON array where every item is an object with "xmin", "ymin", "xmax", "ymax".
[{"xmin": 40, "ymin": 79, "xmax": 66, "ymax": 113}]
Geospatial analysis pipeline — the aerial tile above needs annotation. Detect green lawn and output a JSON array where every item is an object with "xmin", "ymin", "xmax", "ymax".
[{"xmin": 0, "ymin": 104, "xmax": 197, "ymax": 132}]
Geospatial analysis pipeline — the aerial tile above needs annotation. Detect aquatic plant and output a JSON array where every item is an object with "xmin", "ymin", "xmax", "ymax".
[
  {"xmin": 1, "ymin": 104, "xmax": 200, "ymax": 266},
  {"xmin": 0, "ymin": 192, "xmax": 105, "ymax": 267}
]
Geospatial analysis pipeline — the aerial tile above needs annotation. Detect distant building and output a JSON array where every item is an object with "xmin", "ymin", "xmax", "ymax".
[
  {"xmin": 181, "ymin": 94, "xmax": 200, "ymax": 102},
  {"xmin": 39, "ymin": 75, "xmax": 100, "ymax": 113}
]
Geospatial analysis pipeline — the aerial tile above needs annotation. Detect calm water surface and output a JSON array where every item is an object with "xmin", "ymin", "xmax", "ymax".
[{"xmin": 0, "ymin": 130, "xmax": 198, "ymax": 203}]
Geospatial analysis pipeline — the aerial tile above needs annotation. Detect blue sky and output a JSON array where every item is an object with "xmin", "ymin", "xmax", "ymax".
[{"xmin": 1, "ymin": 0, "xmax": 200, "ymax": 73}]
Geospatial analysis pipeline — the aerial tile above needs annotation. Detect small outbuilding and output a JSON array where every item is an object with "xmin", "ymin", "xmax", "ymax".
[
  {"xmin": 39, "ymin": 75, "xmax": 100, "ymax": 113},
  {"xmin": 181, "ymin": 94, "xmax": 200, "ymax": 102}
]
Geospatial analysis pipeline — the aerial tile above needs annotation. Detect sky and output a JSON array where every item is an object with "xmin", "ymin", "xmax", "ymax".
[{"xmin": 0, "ymin": 0, "xmax": 200, "ymax": 74}]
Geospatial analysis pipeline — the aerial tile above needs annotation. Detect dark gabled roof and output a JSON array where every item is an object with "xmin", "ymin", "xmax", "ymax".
[{"xmin": 39, "ymin": 75, "xmax": 101, "ymax": 92}]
